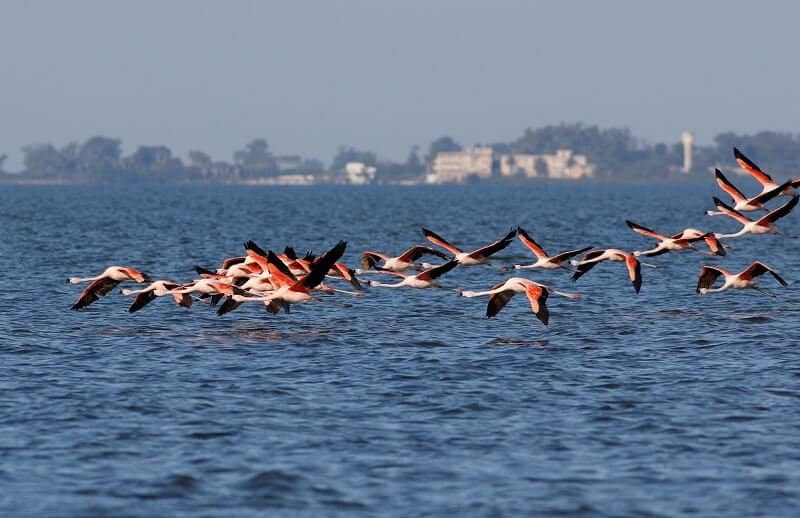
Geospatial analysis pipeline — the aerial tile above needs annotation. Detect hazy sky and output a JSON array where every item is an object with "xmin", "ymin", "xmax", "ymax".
[{"xmin": 2, "ymin": 1, "xmax": 799, "ymax": 169}]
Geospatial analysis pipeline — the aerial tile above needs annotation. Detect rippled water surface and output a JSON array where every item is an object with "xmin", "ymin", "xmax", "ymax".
[{"xmin": 2, "ymin": 183, "xmax": 800, "ymax": 516}]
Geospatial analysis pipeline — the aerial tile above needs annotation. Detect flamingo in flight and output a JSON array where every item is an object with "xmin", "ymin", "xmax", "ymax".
[
  {"xmin": 710, "ymin": 195, "xmax": 799, "ymax": 239},
  {"xmin": 706, "ymin": 169, "xmax": 790, "ymax": 215},
  {"xmin": 625, "ymin": 220, "xmax": 717, "ymax": 257},
  {"xmin": 672, "ymin": 228, "xmax": 728, "ymax": 256},
  {"xmin": 121, "ymin": 280, "xmax": 193, "ymax": 313},
  {"xmin": 696, "ymin": 261, "xmax": 788, "ymax": 296},
  {"xmin": 461, "ymin": 277, "xmax": 553, "ymax": 325},
  {"xmin": 571, "ymin": 250, "xmax": 643, "ymax": 293},
  {"xmin": 228, "ymin": 241, "xmax": 348, "ymax": 314},
  {"xmin": 68, "ymin": 266, "xmax": 150, "ymax": 310},
  {"xmin": 734, "ymin": 147, "xmax": 800, "ymax": 197},
  {"xmin": 366, "ymin": 260, "xmax": 458, "ymax": 289},
  {"xmin": 280, "ymin": 247, "xmax": 362, "ymax": 290},
  {"xmin": 513, "ymin": 226, "xmax": 592, "ymax": 270},
  {"xmin": 359, "ymin": 245, "xmax": 450, "ymax": 272},
  {"xmin": 422, "ymin": 228, "xmax": 516, "ymax": 266}
]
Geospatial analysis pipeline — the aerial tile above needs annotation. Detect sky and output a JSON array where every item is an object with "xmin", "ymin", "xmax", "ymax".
[{"xmin": 1, "ymin": 0, "xmax": 799, "ymax": 170}]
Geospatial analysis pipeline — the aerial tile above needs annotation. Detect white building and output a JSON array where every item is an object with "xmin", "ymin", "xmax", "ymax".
[
  {"xmin": 500, "ymin": 153, "xmax": 540, "ymax": 177},
  {"xmin": 345, "ymin": 162, "xmax": 377, "ymax": 185},
  {"xmin": 427, "ymin": 147, "xmax": 493, "ymax": 184},
  {"xmin": 500, "ymin": 150, "xmax": 596, "ymax": 179}
]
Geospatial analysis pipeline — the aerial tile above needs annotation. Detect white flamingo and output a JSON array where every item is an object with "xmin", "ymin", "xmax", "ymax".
[
  {"xmin": 696, "ymin": 261, "xmax": 788, "ymax": 296},
  {"xmin": 513, "ymin": 226, "xmax": 591, "ymax": 270}
]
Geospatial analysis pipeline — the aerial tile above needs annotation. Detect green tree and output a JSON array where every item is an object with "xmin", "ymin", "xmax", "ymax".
[
  {"xmin": 234, "ymin": 138, "xmax": 275, "ymax": 170},
  {"xmin": 405, "ymin": 145, "xmax": 424, "ymax": 175},
  {"xmin": 330, "ymin": 146, "xmax": 377, "ymax": 171},
  {"xmin": 78, "ymin": 136, "xmax": 122, "ymax": 175},
  {"xmin": 188, "ymin": 150, "xmax": 212, "ymax": 168},
  {"xmin": 22, "ymin": 143, "xmax": 68, "ymax": 176},
  {"xmin": 124, "ymin": 146, "xmax": 183, "ymax": 176}
]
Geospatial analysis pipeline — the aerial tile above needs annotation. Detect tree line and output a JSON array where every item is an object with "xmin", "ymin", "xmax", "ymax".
[{"xmin": 3, "ymin": 125, "xmax": 800, "ymax": 183}]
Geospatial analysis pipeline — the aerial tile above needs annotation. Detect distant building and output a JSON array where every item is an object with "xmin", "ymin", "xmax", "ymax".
[
  {"xmin": 345, "ymin": 162, "xmax": 377, "ymax": 184},
  {"xmin": 500, "ymin": 153, "xmax": 540, "ymax": 177},
  {"xmin": 275, "ymin": 155, "xmax": 302, "ymax": 173},
  {"xmin": 681, "ymin": 132, "xmax": 693, "ymax": 173},
  {"xmin": 500, "ymin": 149, "xmax": 596, "ymax": 179},
  {"xmin": 240, "ymin": 174, "xmax": 315, "ymax": 185},
  {"xmin": 427, "ymin": 147, "xmax": 493, "ymax": 184}
]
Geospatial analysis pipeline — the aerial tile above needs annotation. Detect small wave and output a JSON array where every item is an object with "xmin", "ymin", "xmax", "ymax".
[
  {"xmin": 238, "ymin": 469, "xmax": 306, "ymax": 492},
  {"xmin": 487, "ymin": 338, "xmax": 548, "ymax": 347},
  {"xmin": 735, "ymin": 315, "xmax": 772, "ymax": 323},
  {"xmin": 189, "ymin": 430, "xmax": 237, "ymax": 440}
]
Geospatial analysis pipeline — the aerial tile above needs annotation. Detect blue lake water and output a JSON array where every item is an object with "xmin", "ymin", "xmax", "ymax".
[{"xmin": 1, "ymin": 182, "xmax": 799, "ymax": 516}]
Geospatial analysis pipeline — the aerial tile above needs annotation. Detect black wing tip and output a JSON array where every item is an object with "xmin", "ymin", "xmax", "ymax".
[
  {"xmin": 537, "ymin": 308, "xmax": 550, "ymax": 326},
  {"xmin": 284, "ymin": 246, "xmax": 298, "ymax": 260},
  {"xmin": 194, "ymin": 265, "xmax": 215, "ymax": 275},
  {"xmin": 244, "ymin": 240, "xmax": 268, "ymax": 256}
]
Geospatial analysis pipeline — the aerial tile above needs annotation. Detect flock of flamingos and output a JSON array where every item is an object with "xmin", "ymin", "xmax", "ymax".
[{"xmin": 67, "ymin": 148, "xmax": 798, "ymax": 326}]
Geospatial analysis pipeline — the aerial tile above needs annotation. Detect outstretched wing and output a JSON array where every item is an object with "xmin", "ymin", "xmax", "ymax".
[
  {"xmin": 625, "ymin": 255, "xmax": 642, "ymax": 294},
  {"xmin": 626, "ymin": 220, "xmax": 669, "ymax": 241},
  {"xmin": 416, "ymin": 259, "xmax": 458, "ymax": 282},
  {"xmin": 742, "ymin": 261, "xmax": 788, "ymax": 286},
  {"xmin": 750, "ymin": 180, "xmax": 793, "ymax": 205},
  {"xmin": 298, "ymin": 241, "xmax": 347, "ymax": 291},
  {"xmin": 524, "ymin": 283, "xmax": 550, "ymax": 325},
  {"xmin": 549, "ymin": 246, "xmax": 593, "ymax": 264},
  {"xmin": 715, "ymin": 168, "xmax": 747, "ymax": 203},
  {"xmin": 696, "ymin": 266, "xmax": 726, "ymax": 292},
  {"xmin": 128, "ymin": 290, "xmax": 156, "ymax": 313},
  {"xmin": 704, "ymin": 234, "xmax": 727, "ymax": 256},
  {"xmin": 757, "ymin": 193, "xmax": 799, "ymax": 226},
  {"xmin": 421, "ymin": 228, "xmax": 462, "ymax": 255},
  {"xmin": 734, "ymin": 147, "xmax": 774, "ymax": 186},
  {"xmin": 71, "ymin": 276, "xmax": 119, "ymax": 310},
  {"xmin": 711, "ymin": 197, "xmax": 752, "ymax": 225},
  {"xmin": 360, "ymin": 251, "xmax": 387, "ymax": 270},
  {"xmin": 571, "ymin": 250, "xmax": 606, "ymax": 282},
  {"xmin": 397, "ymin": 245, "xmax": 450, "ymax": 262},
  {"xmin": 486, "ymin": 289, "xmax": 516, "ymax": 318},
  {"xmin": 516, "ymin": 226, "xmax": 548, "ymax": 258},
  {"xmin": 467, "ymin": 228, "xmax": 516, "ymax": 259}
]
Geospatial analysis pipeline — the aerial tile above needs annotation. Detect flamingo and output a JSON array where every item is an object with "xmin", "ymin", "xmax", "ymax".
[
  {"xmin": 121, "ymin": 280, "xmax": 193, "ymax": 312},
  {"xmin": 359, "ymin": 245, "xmax": 450, "ymax": 272},
  {"xmin": 463, "ymin": 276, "xmax": 580, "ymax": 303},
  {"xmin": 513, "ymin": 226, "xmax": 592, "ymax": 270},
  {"xmin": 734, "ymin": 147, "xmax": 800, "ymax": 197},
  {"xmin": 422, "ymin": 227, "xmax": 516, "ymax": 266},
  {"xmin": 68, "ymin": 266, "xmax": 150, "ymax": 310},
  {"xmin": 672, "ymin": 228, "xmax": 728, "ymax": 256},
  {"xmin": 227, "ymin": 241, "xmax": 348, "ymax": 314},
  {"xmin": 706, "ymin": 169, "xmax": 790, "ymax": 214},
  {"xmin": 366, "ymin": 260, "xmax": 458, "ymax": 289},
  {"xmin": 626, "ymin": 220, "xmax": 713, "ymax": 257},
  {"xmin": 711, "ymin": 195, "xmax": 799, "ymax": 239},
  {"xmin": 696, "ymin": 261, "xmax": 788, "ymax": 296},
  {"xmin": 571, "ymin": 249, "xmax": 643, "ymax": 293},
  {"xmin": 461, "ymin": 277, "xmax": 552, "ymax": 325}
]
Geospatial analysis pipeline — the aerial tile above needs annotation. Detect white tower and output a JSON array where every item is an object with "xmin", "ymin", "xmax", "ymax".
[{"xmin": 681, "ymin": 132, "xmax": 694, "ymax": 173}]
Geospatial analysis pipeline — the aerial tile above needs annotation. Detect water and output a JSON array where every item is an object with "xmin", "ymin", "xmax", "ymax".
[{"xmin": 1, "ymin": 182, "xmax": 799, "ymax": 516}]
